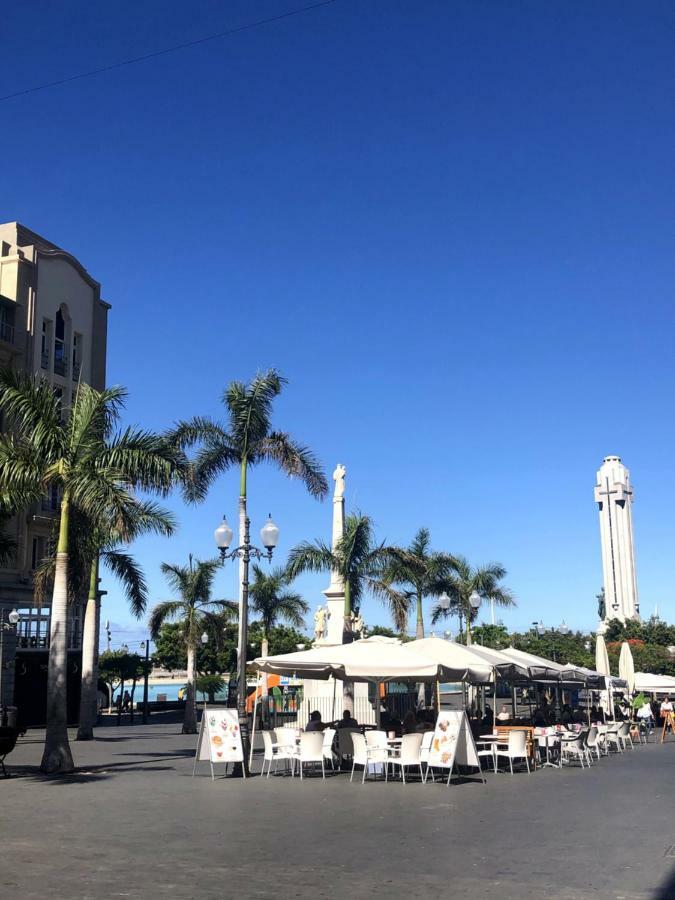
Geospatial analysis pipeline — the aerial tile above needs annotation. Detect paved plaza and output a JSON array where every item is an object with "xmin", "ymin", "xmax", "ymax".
[{"xmin": 3, "ymin": 722, "xmax": 675, "ymax": 900}]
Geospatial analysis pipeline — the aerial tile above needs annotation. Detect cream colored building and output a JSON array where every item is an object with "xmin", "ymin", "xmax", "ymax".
[{"xmin": 0, "ymin": 222, "xmax": 109, "ymax": 716}]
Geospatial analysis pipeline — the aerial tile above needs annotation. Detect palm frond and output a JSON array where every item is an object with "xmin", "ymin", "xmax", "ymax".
[
  {"xmin": 102, "ymin": 550, "xmax": 148, "ymax": 618},
  {"xmin": 224, "ymin": 369, "xmax": 286, "ymax": 454},
  {"xmin": 255, "ymin": 432, "xmax": 328, "ymax": 498},
  {"xmin": 149, "ymin": 599, "xmax": 185, "ymax": 637}
]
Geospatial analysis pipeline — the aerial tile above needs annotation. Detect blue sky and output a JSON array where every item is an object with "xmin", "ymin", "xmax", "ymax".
[{"xmin": 3, "ymin": 1, "xmax": 675, "ymax": 648}]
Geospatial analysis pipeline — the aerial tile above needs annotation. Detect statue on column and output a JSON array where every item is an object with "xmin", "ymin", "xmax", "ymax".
[
  {"xmin": 353, "ymin": 612, "xmax": 365, "ymax": 639},
  {"xmin": 333, "ymin": 463, "xmax": 346, "ymax": 498},
  {"xmin": 314, "ymin": 606, "xmax": 327, "ymax": 641}
]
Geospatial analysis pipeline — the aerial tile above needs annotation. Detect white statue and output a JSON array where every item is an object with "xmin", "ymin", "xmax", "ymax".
[
  {"xmin": 354, "ymin": 613, "xmax": 365, "ymax": 638},
  {"xmin": 314, "ymin": 606, "xmax": 327, "ymax": 641},
  {"xmin": 333, "ymin": 463, "xmax": 346, "ymax": 499}
]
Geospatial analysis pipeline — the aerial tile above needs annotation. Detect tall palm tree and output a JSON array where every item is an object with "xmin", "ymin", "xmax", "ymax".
[
  {"xmin": 0, "ymin": 370, "xmax": 182, "ymax": 773},
  {"xmin": 383, "ymin": 527, "xmax": 455, "ymax": 639},
  {"xmin": 286, "ymin": 513, "xmax": 397, "ymax": 642},
  {"xmin": 249, "ymin": 564, "xmax": 308, "ymax": 657},
  {"xmin": 431, "ymin": 556, "xmax": 515, "ymax": 642},
  {"xmin": 150, "ymin": 556, "xmax": 237, "ymax": 734},
  {"xmin": 171, "ymin": 368, "xmax": 327, "ymax": 620}
]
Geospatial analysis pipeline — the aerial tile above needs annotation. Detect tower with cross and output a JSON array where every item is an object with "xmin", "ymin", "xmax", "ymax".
[{"xmin": 594, "ymin": 455, "xmax": 640, "ymax": 625}]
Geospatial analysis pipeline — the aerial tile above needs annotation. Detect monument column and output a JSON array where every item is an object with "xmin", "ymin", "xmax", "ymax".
[
  {"xmin": 594, "ymin": 455, "xmax": 640, "ymax": 626},
  {"xmin": 319, "ymin": 463, "xmax": 348, "ymax": 646}
]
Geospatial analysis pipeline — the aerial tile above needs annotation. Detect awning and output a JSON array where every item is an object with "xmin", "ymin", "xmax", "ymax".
[{"xmin": 634, "ymin": 672, "xmax": 675, "ymax": 694}]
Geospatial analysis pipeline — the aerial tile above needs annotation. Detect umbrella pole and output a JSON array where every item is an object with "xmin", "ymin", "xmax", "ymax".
[
  {"xmin": 493, "ymin": 670, "xmax": 497, "ymax": 732},
  {"xmin": 331, "ymin": 677, "xmax": 336, "ymax": 723},
  {"xmin": 436, "ymin": 679, "xmax": 441, "ymax": 712},
  {"xmin": 376, "ymin": 682, "xmax": 382, "ymax": 727},
  {"xmin": 249, "ymin": 670, "xmax": 261, "ymax": 771}
]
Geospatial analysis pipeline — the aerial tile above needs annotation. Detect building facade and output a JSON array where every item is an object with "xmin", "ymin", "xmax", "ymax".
[
  {"xmin": 594, "ymin": 455, "xmax": 640, "ymax": 624},
  {"xmin": 0, "ymin": 222, "xmax": 109, "ymax": 721}
]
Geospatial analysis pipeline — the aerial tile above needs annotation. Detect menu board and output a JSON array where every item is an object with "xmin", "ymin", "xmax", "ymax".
[
  {"xmin": 428, "ymin": 710, "xmax": 480, "ymax": 782},
  {"xmin": 193, "ymin": 706, "xmax": 244, "ymax": 779}
]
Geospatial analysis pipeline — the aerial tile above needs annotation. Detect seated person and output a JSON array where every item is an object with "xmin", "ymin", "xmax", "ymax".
[
  {"xmin": 338, "ymin": 709, "xmax": 359, "ymax": 729},
  {"xmin": 305, "ymin": 710, "xmax": 325, "ymax": 732},
  {"xmin": 496, "ymin": 705, "xmax": 511, "ymax": 722},
  {"xmin": 571, "ymin": 707, "xmax": 584, "ymax": 724},
  {"xmin": 402, "ymin": 709, "xmax": 418, "ymax": 734},
  {"xmin": 532, "ymin": 706, "xmax": 547, "ymax": 727},
  {"xmin": 560, "ymin": 705, "xmax": 573, "ymax": 726}
]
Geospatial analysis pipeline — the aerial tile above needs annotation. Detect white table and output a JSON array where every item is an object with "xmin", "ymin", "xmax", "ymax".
[{"xmin": 533, "ymin": 731, "xmax": 562, "ymax": 768}]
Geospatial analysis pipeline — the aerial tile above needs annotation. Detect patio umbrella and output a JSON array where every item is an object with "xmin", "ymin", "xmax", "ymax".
[
  {"xmin": 595, "ymin": 633, "xmax": 614, "ymax": 719},
  {"xmin": 406, "ymin": 637, "xmax": 494, "ymax": 684},
  {"xmin": 618, "ymin": 642, "xmax": 636, "ymax": 695}
]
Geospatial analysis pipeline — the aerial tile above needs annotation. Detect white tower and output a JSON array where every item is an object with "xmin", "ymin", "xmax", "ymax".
[{"xmin": 594, "ymin": 456, "xmax": 639, "ymax": 623}]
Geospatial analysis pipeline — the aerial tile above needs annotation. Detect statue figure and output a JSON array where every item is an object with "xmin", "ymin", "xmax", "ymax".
[
  {"xmin": 597, "ymin": 588, "xmax": 606, "ymax": 621},
  {"xmin": 333, "ymin": 463, "xmax": 346, "ymax": 499},
  {"xmin": 353, "ymin": 612, "xmax": 365, "ymax": 639},
  {"xmin": 314, "ymin": 606, "xmax": 327, "ymax": 641}
]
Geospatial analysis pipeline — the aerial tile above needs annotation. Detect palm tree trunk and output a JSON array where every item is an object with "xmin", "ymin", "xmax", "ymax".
[
  {"xmin": 183, "ymin": 641, "xmax": 197, "ymax": 734},
  {"xmin": 76, "ymin": 554, "xmax": 100, "ymax": 740},
  {"xmin": 416, "ymin": 590, "xmax": 426, "ymax": 706},
  {"xmin": 40, "ymin": 496, "xmax": 75, "ymax": 773},
  {"xmin": 342, "ymin": 580, "xmax": 352, "ymax": 644}
]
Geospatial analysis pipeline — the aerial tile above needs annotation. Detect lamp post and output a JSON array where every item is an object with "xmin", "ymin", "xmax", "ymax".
[
  {"xmin": 140, "ymin": 639, "xmax": 151, "ymax": 725},
  {"xmin": 215, "ymin": 513, "xmax": 279, "ymax": 776},
  {"xmin": 0, "ymin": 608, "xmax": 20, "ymax": 726},
  {"xmin": 466, "ymin": 591, "xmax": 481, "ymax": 646}
]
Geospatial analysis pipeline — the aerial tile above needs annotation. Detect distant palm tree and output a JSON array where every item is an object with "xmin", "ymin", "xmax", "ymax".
[
  {"xmin": 0, "ymin": 370, "xmax": 181, "ymax": 773},
  {"xmin": 382, "ymin": 527, "xmax": 455, "ymax": 639},
  {"xmin": 171, "ymin": 369, "xmax": 328, "ymax": 627},
  {"xmin": 249, "ymin": 564, "xmax": 308, "ymax": 659},
  {"xmin": 431, "ymin": 556, "xmax": 515, "ymax": 642},
  {"xmin": 286, "ymin": 513, "xmax": 397, "ymax": 642},
  {"xmin": 150, "ymin": 556, "xmax": 237, "ymax": 734}
]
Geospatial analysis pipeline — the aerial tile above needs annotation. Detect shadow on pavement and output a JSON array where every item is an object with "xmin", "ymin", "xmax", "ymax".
[{"xmin": 653, "ymin": 865, "xmax": 675, "ymax": 899}]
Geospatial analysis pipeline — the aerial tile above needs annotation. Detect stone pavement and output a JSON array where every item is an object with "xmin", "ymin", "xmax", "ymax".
[{"xmin": 3, "ymin": 723, "xmax": 675, "ymax": 900}]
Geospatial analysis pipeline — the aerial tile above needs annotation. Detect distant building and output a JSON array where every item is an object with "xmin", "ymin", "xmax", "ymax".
[
  {"xmin": 0, "ymin": 222, "xmax": 109, "ymax": 722},
  {"xmin": 594, "ymin": 455, "xmax": 639, "ymax": 624}
]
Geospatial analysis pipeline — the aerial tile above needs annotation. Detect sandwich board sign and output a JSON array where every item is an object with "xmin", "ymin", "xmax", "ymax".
[
  {"xmin": 428, "ymin": 710, "xmax": 482, "ymax": 785},
  {"xmin": 192, "ymin": 706, "xmax": 245, "ymax": 779}
]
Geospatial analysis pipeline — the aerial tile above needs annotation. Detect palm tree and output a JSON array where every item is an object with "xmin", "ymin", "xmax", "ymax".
[
  {"xmin": 170, "ymin": 369, "xmax": 327, "ymax": 651},
  {"xmin": 431, "ymin": 556, "xmax": 515, "ymax": 643},
  {"xmin": 0, "ymin": 370, "xmax": 182, "ymax": 773},
  {"xmin": 382, "ymin": 527, "xmax": 455, "ymax": 639},
  {"xmin": 150, "ymin": 556, "xmax": 237, "ymax": 734},
  {"xmin": 286, "ymin": 513, "xmax": 396, "ymax": 642},
  {"xmin": 249, "ymin": 564, "xmax": 308, "ymax": 697}
]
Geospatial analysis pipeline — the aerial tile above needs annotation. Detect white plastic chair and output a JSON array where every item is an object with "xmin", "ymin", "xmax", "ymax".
[
  {"xmin": 337, "ymin": 727, "xmax": 359, "ymax": 764},
  {"xmin": 322, "ymin": 727, "xmax": 336, "ymax": 770},
  {"xmin": 617, "ymin": 721, "xmax": 633, "ymax": 750},
  {"xmin": 496, "ymin": 731, "xmax": 530, "ymax": 774},
  {"xmin": 350, "ymin": 732, "xmax": 389, "ymax": 783},
  {"xmin": 261, "ymin": 730, "xmax": 295, "ymax": 778},
  {"xmin": 295, "ymin": 732, "xmax": 325, "ymax": 780},
  {"xmin": 476, "ymin": 738, "xmax": 497, "ymax": 774},
  {"xmin": 561, "ymin": 734, "xmax": 586, "ymax": 768},
  {"xmin": 604, "ymin": 724, "xmax": 622, "ymax": 754},
  {"xmin": 586, "ymin": 726, "xmax": 601, "ymax": 761},
  {"xmin": 387, "ymin": 733, "xmax": 424, "ymax": 784}
]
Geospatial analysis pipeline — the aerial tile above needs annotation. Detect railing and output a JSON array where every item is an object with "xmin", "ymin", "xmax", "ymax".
[
  {"xmin": 0, "ymin": 321, "xmax": 14, "ymax": 344},
  {"xmin": 41, "ymin": 350, "xmax": 50, "ymax": 369}
]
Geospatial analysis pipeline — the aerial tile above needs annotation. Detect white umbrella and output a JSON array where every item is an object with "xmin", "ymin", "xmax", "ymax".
[
  {"xmin": 634, "ymin": 672, "xmax": 675, "ymax": 694},
  {"xmin": 595, "ymin": 633, "xmax": 614, "ymax": 719},
  {"xmin": 407, "ymin": 637, "xmax": 494, "ymax": 683},
  {"xmin": 618, "ymin": 642, "xmax": 635, "ymax": 695}
]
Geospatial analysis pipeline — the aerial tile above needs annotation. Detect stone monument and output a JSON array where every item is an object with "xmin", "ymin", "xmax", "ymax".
[
  {"xmin": 316, "ymin": 463, "xmax": 349, "ymax": 645},
  {"xmin": 594, "ymin": 455, "xmax": 640, "ymax": 628}
]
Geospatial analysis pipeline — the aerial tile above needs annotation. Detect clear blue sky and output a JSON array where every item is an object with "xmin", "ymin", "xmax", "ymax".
[{"xmin": 3, "ymin": 1, "xmax": 675, "ymax": 648}]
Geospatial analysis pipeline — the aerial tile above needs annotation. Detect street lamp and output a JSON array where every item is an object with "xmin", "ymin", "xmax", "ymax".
[
  {"xmin": 214, "ymin": 512, "xmax": 279, "ymax": 775},
  {"xmin": 557, "ymin": 621, "xmax": 570, "ymax": 636},
  {"xmin": 0, "ymin": 609, "xmax": 20, "ymax": 725},
  {"xmin": 536, "ymin": 620, "xmax": 546, "ymax": 636},
  {"xmin": 201, "ymin": 632, "xmax": 209, "ymax": 646},
  {"xmin": 466, "ymin": 591, "xmax": 481, "ymax": 646},
  {"xmin": 444, "ymin": 630, "xmax": 453, "ymax": 642}
]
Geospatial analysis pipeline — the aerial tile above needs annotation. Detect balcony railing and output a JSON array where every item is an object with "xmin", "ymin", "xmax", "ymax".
[{"xmin": 0, "ymin": 321, "xmax": 14, "ymax": 344}]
